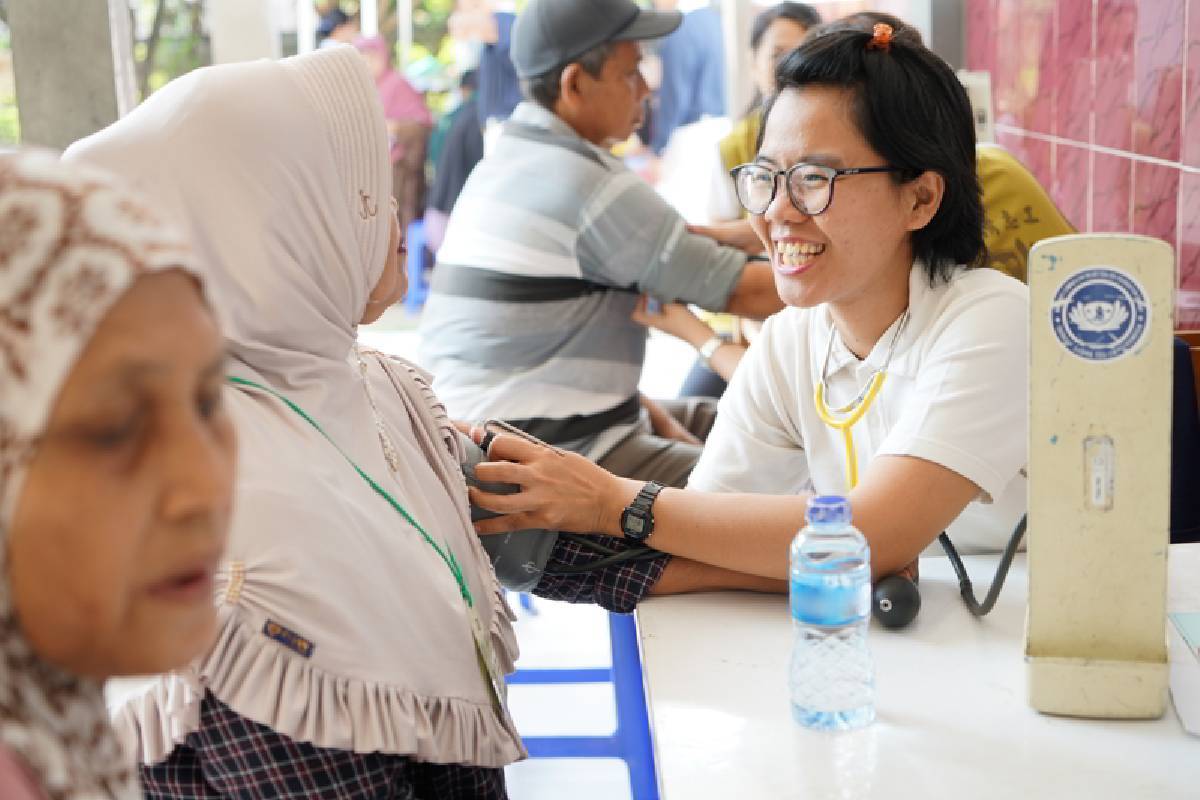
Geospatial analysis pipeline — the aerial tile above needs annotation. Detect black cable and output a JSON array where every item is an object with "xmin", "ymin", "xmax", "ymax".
[
  {"xmin": 541, "ymin": 533, "xmax": 666, "ymax": 575},
  {"xmin": 937, "ymin": 515, "xmax": 1027, "ymax": 617}
]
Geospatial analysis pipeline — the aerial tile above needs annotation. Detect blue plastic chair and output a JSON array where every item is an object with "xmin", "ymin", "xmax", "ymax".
[
  {"xmin": 517, "ymin": 591, "xmax": 537, "ymax": 615},
  {"xmin": 501, "ymin": 589, "xmax": 539, "ymax": 616},
  {"xmin": 508, "ymin": 611, "xmax": 659, "ymax": 800},
  {"xmin": 404, "ymin": 219, "xmax": 430, "ymax": 313}
]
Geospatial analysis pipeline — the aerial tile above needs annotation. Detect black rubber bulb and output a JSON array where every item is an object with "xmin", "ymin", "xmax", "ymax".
[{"xmin": 872, "ymin": 575, "xmax": 921, "ymax": 629}]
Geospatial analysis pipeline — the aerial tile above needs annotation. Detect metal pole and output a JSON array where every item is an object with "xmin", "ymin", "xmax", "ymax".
[
  {"xmin": 361, "ymin": 0, "xmax": 380, "ymax": 36},
  {"xmin": 398, "ymin": 0, "xmax": 413, "ymax": 69},
  {"xmin": 719, "ymin": 0, "xmax": 751, "ymax": 120}
]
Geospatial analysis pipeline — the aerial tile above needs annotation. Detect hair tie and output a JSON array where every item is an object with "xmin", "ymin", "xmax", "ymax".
[{"xmin": 866, "ymin": 23, "xmax": 894, "ymax": 52}]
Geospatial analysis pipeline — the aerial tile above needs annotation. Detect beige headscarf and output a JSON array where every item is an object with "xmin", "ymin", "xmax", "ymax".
[
  {"xmin": 0, "ymin": 150, "xmax": 201, "ymax": 799},
  {"xmin": 66, "ymin": 46, "xmax": 523, "ymax": 768}
]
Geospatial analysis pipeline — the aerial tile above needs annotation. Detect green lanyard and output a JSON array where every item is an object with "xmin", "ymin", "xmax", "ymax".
[{"xmin": 227, "ymin": 376, "xmax": 474, "ymax": 609}]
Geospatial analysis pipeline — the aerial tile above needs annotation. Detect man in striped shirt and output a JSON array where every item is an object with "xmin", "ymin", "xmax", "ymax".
[{"xmin": 419, "ymin": 0, "xmax": 784, "ymax": 610}]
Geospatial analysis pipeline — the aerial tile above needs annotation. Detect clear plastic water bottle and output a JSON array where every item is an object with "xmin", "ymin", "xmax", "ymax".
[{"xmin": 789, "ymin": 495, "xmax": 875, "ymax": 730}]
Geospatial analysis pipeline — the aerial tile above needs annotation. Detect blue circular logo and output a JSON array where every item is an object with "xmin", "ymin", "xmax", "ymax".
[{"xmin": 1050, "ymin": 267, "xmax": 1150, "ymax": 361}]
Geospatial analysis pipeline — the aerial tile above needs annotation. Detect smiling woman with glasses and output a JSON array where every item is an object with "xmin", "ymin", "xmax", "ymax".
[{"xmin": 466, "ymin": 22, "xmax": 1030, "ymax": 610}]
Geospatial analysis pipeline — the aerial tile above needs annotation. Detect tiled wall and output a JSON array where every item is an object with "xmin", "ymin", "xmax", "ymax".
[{"xmin": 965, "ymin": 0, "xmax": 1200, "ymax": 328}]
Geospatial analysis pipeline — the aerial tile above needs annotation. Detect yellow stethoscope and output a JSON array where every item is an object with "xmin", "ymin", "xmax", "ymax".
[{"xmin": 813, "ymin": 309, "xmax": 910, "ymax": 491}]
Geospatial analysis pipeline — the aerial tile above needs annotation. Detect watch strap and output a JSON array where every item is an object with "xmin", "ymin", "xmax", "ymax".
[
  {"xmin": 622, "ymin": 480, "xmax": 665, "ymax": 541},
  {"xmin": 633, "ymin": 480, "xmax": 665, "ymax": 511}
]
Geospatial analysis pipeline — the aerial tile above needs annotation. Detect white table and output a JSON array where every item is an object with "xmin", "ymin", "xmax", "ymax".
[{"xmin": 637, "ymin": 546, "xmax": 1199, "ymax": 799}]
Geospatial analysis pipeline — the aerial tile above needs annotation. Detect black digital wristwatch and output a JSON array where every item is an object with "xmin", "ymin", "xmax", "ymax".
[{"xmin": 620, "ymin": 481, "xmax": 664, "ymax": 542}]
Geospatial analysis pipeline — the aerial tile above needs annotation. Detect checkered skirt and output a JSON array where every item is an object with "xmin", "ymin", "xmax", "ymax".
[{"xmin": 141, "ymin": 692, "xmax": 507, "ymax": 799}]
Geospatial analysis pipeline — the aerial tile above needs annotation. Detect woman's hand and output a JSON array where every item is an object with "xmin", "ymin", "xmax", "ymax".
[
  {"xmin": 467, "ymin": 432, "xmax": 640, "ymax": 537},
  {"xmin": 688, "ymin": 219, "xmax": 764, "ymax": 255},
  {"xmin": 632, "ymin": 298, "xmax": 747, "ymax": 384},
  {"xmin": 632, "ymin": 296, "xmax": 715, "ymax": 349}
]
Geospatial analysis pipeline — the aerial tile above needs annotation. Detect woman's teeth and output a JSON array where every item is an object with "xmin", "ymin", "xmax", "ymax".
[{"xmin": 776, "ymin": 241, "xmax": 825, "ymax": 267}]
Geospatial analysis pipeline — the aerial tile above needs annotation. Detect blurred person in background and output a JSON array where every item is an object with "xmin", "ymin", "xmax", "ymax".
[
  {"xmin": 718, "ymin": 2, "xmax": 822, "ymax": 180},
  {"xmin": 355, "ymin": 34, "xmax": 433, "ymax": 233},
  {"xmin": 449, "ymin": 0, "xmax": 523, "ymax": 132},
  {"xmin": 317, "ymin": 5, "xmax": 358, "ymax": 48},
  {"xmin": 425, "ymin": 69, "xmax": 483, "ymax": 254},
  {"xmin": 649, "ymin": 0, "xmax": 727, "ymax": 155}
]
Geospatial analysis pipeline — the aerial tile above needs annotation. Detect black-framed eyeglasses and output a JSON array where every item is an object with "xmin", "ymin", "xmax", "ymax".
[{"xmin": 729, "ymin": 162, "xmax": 901, "ymax": 216}]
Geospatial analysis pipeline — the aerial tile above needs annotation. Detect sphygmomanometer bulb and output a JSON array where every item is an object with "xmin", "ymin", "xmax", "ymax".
[{"xmin": 872, "ymin": 575, "xmax": 921, "ymax": 629}]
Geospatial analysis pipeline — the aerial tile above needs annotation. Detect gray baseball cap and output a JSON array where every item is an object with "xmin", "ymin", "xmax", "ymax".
[{"xmin": 511, "ymin": 0, "xmax": 683, "ymax": 79}]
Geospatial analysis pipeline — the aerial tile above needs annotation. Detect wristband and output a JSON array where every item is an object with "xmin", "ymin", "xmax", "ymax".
[{"xmin": 697, "ymin": 336, "xmax": 724, "ymax": 368}]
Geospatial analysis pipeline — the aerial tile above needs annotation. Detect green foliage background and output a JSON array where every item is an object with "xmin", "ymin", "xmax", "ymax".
[{"xmin": 0, "ymin": 0, "xmax": 471, "ymax": 146}]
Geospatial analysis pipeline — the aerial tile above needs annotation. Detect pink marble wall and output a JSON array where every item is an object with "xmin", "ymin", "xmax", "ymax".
[{"xmin": 967, "ymin": 0, "xmax": 1200, "ymax": 328}]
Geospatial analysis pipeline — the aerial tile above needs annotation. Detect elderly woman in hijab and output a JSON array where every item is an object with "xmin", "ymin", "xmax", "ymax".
[
  {"xmin": 67, "ymin": 45, "xmax": 522, "ymax": 799},
  {"xmin": 0, "ymin": 151, "xmax": 234, "ymax": 800},
  {"xmin": 354, "ymin": 34, "xmax": 433, "ymax": 232}
]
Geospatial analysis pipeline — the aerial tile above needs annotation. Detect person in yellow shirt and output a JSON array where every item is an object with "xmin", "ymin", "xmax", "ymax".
[
  {"xmin": 718, "ymin": 3, "xmax": 822, "ymax": 185},
  {"xmin": 976, "ymin": 142, "xmax": 1075, "ymax": 282}
]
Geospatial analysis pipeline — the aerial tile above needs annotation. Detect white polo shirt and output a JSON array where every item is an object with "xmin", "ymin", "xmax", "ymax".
[{"xmin": 688, "ymin": 263, "xmax": 1029, "ymax": 554}]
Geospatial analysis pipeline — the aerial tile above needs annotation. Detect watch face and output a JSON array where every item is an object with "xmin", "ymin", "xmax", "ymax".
[{"xmin": 626, "ymin": 515, "xmax": 646, "ymax": 535}]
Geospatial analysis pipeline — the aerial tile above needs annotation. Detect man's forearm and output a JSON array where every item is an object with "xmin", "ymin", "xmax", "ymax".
[{"xmin": 724, "ymin": 261, "xmax": 784, "ymax": 319}]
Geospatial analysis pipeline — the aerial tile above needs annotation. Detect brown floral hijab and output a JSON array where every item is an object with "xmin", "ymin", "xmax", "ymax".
[{"xmin": 0, "ymin": 150, "xmax": 201, "ymax": 800}]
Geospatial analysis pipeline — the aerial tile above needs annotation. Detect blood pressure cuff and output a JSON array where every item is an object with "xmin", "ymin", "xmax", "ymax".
[{"xmin": 460, "ymin": 438, "xmax": 559, "ymax": 591}]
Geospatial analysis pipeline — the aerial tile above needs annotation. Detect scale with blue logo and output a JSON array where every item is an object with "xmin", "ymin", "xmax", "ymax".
[{"xmin": 1027, "ymin": 233, "xmax": 1175, "ymax": 718}]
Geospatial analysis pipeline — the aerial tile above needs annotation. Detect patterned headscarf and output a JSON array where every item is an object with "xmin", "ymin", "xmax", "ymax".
[{"xmin": 0, "ymin": 150, "xmax": 201, "ymax": 800}]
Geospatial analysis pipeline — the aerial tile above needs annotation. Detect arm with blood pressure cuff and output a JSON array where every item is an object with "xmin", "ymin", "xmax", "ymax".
[{"xmin": 460, "ymin": 418, "xmax": 1020, "ymax": 629}]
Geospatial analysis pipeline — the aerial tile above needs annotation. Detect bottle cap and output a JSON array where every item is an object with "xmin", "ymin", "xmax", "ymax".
[{"xmin": 806, "ymin": 495, "xmax": 851, "ymax": 527}]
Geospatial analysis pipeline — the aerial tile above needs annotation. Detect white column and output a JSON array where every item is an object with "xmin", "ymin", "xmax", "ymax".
[
  {"xmin": 905, "ymin": 0, "xmax": 934, "ymax": 56},
  {"xmin": 296, "ymin": 0, "xmax": 318, "ymax": 53},
  {"xmin": 398, "ymin": 0, "xmax": 414, "ymax": 69},
  {"xmin": 210, "ymin": 0, "xmax": 281, "ymax": 64},
  {"xmin": 360, "ymin": 0, "xmax": 380, "ymax": 37},
  {"xmin": 719, "ymin": 0, "xmax": 752, "ymax": 118},
  {"xmin": 7, "ymin": 0, "xmax": 136, "ymax": 149}
]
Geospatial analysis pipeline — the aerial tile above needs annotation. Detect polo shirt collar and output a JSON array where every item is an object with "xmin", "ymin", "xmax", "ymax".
[
  {"xmin": 820, "ymin": 260, "xmax": 934, "ymax": 380},
  {"xmin": 509, "ymin": 101, "xmax": 585, "ymax": 140}
]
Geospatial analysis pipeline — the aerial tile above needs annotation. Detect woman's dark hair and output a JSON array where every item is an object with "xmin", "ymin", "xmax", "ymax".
[
  {"xmin": 750, "ymin": 2, "xmax": 822, "ymax": 51},
  {"xmin": 817, "ymin": 12, "xmax": 916, "ymax": 43},
  {"xmin": 764, "ymin": 25, "xmax": 984, "ymax": 282}
]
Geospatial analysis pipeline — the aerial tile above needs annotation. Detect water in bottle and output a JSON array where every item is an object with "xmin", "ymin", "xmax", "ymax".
[{"xmin": 789, "ymin": 495, "xmax": 875, "ymax": 730}]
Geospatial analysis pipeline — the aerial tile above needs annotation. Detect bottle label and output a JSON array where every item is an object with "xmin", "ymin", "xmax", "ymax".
[{"xmin": 790, "ymin": 570, "xmax": 871, "ymax": 626}]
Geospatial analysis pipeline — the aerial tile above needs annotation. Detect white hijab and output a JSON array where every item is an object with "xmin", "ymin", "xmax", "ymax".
[
  {"xmin": 66, "ymin": 47, "xmax": 523, "ymax": 768},
  {"xmin": 0, "ymin": 150, "xmax": 201, "ymax": 799}
]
